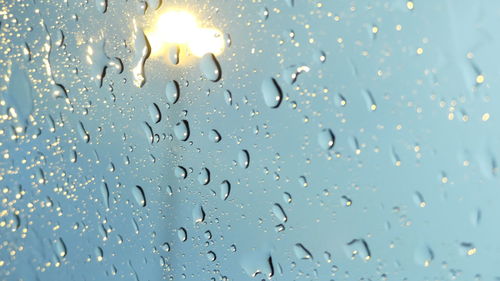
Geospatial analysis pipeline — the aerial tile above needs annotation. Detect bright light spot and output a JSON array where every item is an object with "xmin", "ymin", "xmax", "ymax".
[{"xmin": 147, "ymin": 11, "xmax": 225, "ymax": 59}]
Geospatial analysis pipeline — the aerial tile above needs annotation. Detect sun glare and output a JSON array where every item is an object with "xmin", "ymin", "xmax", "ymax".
[{"xmin": 147, "ymin": 10, "xmax": 225, "ymax": 59}]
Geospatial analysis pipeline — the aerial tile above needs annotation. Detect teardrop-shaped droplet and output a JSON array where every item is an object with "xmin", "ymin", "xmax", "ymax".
[
  {"xmin": 200, "ymin": 53, "xmax": 221, "ymax": 82},
  {"xmin": 192, "ymin": 205, "xmax": 206, "ymax": 224},
  {"xmin": 132, "ymin": 185, "xmax": 146, "ymax": 207},
  {"xmin": 177, "ymin": 227, "xmax": 187, "ymax": 242},
  {"xmin": 294, "ymin": 243, "xmax": 313, "ymax": 260},
  {"xmin": 168, "ymin": 45, "xmax": 180, "ymax": 65},
  {"xmin": 175, "ymin": 166, "xmax": 187, "ymax": 179},
  {"xmin": 220, "ymin": 180, "xmax": 231, "ymax": 200},
  {"xmin": 161, "ymin": 242, "xmax": 170, "ymax": 252},
  {"xmin": 54, "ymin": 238, "xmax": 67, "ymax": 257},
  {"xmin": 272, "ymin": 203, "xmax": 287, "ymax": 223},
  {"xmin": 100, "ymin": 182, "xmax": 110, "ymax": 209},
  {"xmin": 224, "ymin": 90, "xmax": 233, "ymax": 106},
  {"xmin": 148, "ymin": 103, "xmax": 161, "ymax": 123},
  {"xmin": 78, "ymin": 121, "xmax": 90, "ymax": 143},
  {"xmin": 238, "ymin": 149, "xmax": 250, "ymax": 168},
  {"xmin": 317, "ymin": 129, "xmax": 335, "ymax": 150},
  {"xmin": 414, "ymin": 244, "xmax": 434, "ymax": 267},
  {"xmin": 174, "ymin": 120, "xmax": 190, "ymax": 141},
  {"xmin": 197, "ymin": 168, "xmax": 211, "ymax": 185},
  {"xmin": 95, "ymin": 0, "xmax": 107, "ymax": 13},
  {"xmin": 209, "ymin": 129, "xmax": 221, "ymax": 143},
  {"xmin": 261, "ymin": 78, "xmax": 282, "ymax": 108},
  {"xmin": 142, "ymin": 122, "xmax": 154, "ymax": 144},
  {"xmin": 165, "ymin": 80, "xmax": 180, "ymax": 104}
]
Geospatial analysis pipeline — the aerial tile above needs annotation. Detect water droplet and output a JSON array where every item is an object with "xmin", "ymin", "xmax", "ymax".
[
  {"xmin": 272, "ymin": 203, "xmax": 287, "ymax": 223},
  {"xmin": 175, "ymin": 166, "xmax": 187, "ymax": 179},
  {"xmin": 132, "ymin": 185, "xmax": 146, "ymax": 207},
  {"xmin": 261, "ymin": 78, "xmax": 282, "ymax": 108},
  {"xmin": 132, "ymin": 22, "xmax": 151, "ymax": 87},
  {"xmin": 317, "ymin": 129, "xmax": 335, "ymax": 150},
  {"xmin": 142, "ymin": 122, "xmax": 154, "ymax": 144},
  {"xmin": 161, "ymin": 242, "xmax": 170, "ymax": 252},
  {"xmin": 148, "ymin": 103, "xmax": 161, "ymax": 123},
  {"xmin": 100, "ymin": 182, "xmax": 110, "ymax": 209},
  {"xmin": 95, "ymin": 0, "xmax": 107, "ymax": 13},
  {"xmin": 168, "ymin": 45, "xmax": 180, "ymax": 65},
  {"xmin": 224, "ymin": 90, "xmax": 233, "ymax": 105},
  {"xmin": 54, "ymin": 238, "xmax": 67, "ymax": 257},
  {"xmin": 220, "ymin": 180, "xmax": 231, "ymax": 200},
  {"xmin": 414, "ymin": 244, "xmax": 434, "ymax": 267},
  {"xmin": 298, "ymin": 176, "xmax": 308, "ymax": 188},
  {"xmin": 192, "ymin": 205, "xmax": 206, "ymax": 224},
  {"xmin": 197, "ymin": 168, "xmax": 210, "ymax": 185},
  {"xmin": 208, "ymin": 129, "xmax": 221, "ymax": 143},
  {"xmin": 78, "ymin": 121, "xmax": 90, "ymax": 143},
  {"xmin": 238, "ymin": 149, "xmax": 250, "ymax": 168},
  {"xmin": 294, "ymin": 243, "xmax": 313, "ymax": 260},
  {"xmin": 177, "ymin": 227, "xmax": 187, "ymax": 242},
  {"xmin": 200, "ymin": 53, "xmax": 221, "ymax": 82},
  {"xmin": 207, "ymin": 251, "xmax": 217, "ymax": 261},
  {"xmin": 165, "ymin": 80, "xmax": 180, "ymax": 104},
  {"xmin": 283, "ymin": 192, "xmax": 292, "ymax": 204},
  {"xmin": 174, "ymin": 120, "xmax": 190, "ymax": 141}
]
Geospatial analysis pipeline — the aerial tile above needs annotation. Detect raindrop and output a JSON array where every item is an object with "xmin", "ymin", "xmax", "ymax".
[
  {"xmin": 168, "ymin": 45, "xmax": 180, "ymax": 65},
  {"xmin": 200, "ymin": 53, "xmax": 221, "ymax": 82},
  {"xmin": 272, "ymin": 203, "xmax": 287, "ymax": 223},
  {"xmin": 132, "ymin": 185, "xmax": 146, "ymax": 207},
  {"xmin": 95, "ymin": 0, "xmax": 107, "ymax": 13},
  {"xmin": 177, "ymin": 227, "xmax": 187, "ymax": 242},
  {"xmin": 209, "ymin": 129, "xmax": 221, "ymax": 143},
  {"xmin": 414, "ymin": 244, "xmax": 434, "ymax": 267},
  {"xmin": 174, "ymin": 120, "xmax": 190, "ymax": 141},
  {"xmin": 220, "ymin": 180, "xmax": 231, "ymax": 200},
  {"xmin": 261, "ymin": 78, "xmax": 283, "ymax": 108},
  {"xmin": 317, "ymin": 129, "xmax": 335, "ymax": 150},
  {"xmin": 148, "ymin": 103, "xmax": 161, "ymax": 123},
  {"xmin": 175, "ymin": 166, "xmax": 187, "ymax": 179},
  {"xmin": 238, "ymin": 149, "xmax": 250, "ymax": 168},
  {"xmin": 197, "ymin": 168, "xmax": 210, "ymax": 185},
  {"xmin": 54, "ymin": 238, "xmax": 67, "ymax": 257},
  {"xmin": 165, "ymin": 80, "xmax": 180, "ymax": 104},
  {"xmin": 192, "ymin": 205, "xmax": 206, "ymax": 224},
  {"xmin": 294, "ymin": 243, "xmax": 313, "ymax": 260}
]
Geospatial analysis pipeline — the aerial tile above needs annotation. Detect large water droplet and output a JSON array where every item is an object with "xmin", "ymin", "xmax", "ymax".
[
  {"xmin": 200, "ymin": 53, "xmax": 221, "ymax": 82},
  {"xmin": 294, "ymin": 243, "xmax": 313, "ymax": 260},
  {"xmin": 238, "ymin": 149, "xmax": 250, "ymax": 168},
  {"xmin": 192, "ymin": 205, "xmax": 206, "ymax": 224},
  {"xmin": 261, "ymin": 78, "xmax": 282, "ymax": 108},
  {"xmin": 220, "ymin": 180, "xmax": 231, "ymax": 200},
  {"xmin": 317, "ymin": 129, "xmax": 335, "ymax": 150},
  {"xmin": 165, "ymin": 80, "xmax": 180, "ymax": 104},
  {"xmin": 272, "ymin": 203, "xmax": 287, "ymax": 223},
  {"xmin": 132, "ymin": 23, "xmax": 151, "ymax": 87},
  {"xmin": 132, "ymin": 185, "xmax": 146, "ymax": 207},
  {"xmin": 197, "ymin": 168, "xmax": 210, "ymax": 185},
  {"xmin": 177, "ymin": 227, "xmax": 187, "ymax": 242},
  {"xmin": 174, "ymin": 120, "xmax": 190, "ymax": 141}
]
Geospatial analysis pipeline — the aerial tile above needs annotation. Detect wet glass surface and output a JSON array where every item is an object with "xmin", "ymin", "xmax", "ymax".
[{"xmin": 1, "ymin": 0, "xmax": 500, "ymax": 280}]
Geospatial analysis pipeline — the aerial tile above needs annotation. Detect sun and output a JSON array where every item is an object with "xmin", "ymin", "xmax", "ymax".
[{"xmin": 147, "ymin": 10, "xmax": 225, "ymax": 59}]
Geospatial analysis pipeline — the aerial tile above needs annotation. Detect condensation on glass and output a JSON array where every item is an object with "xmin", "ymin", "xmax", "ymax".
[{"xmin": 0, "ymin": 0, "xmax": 498, "ymax": 280}]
